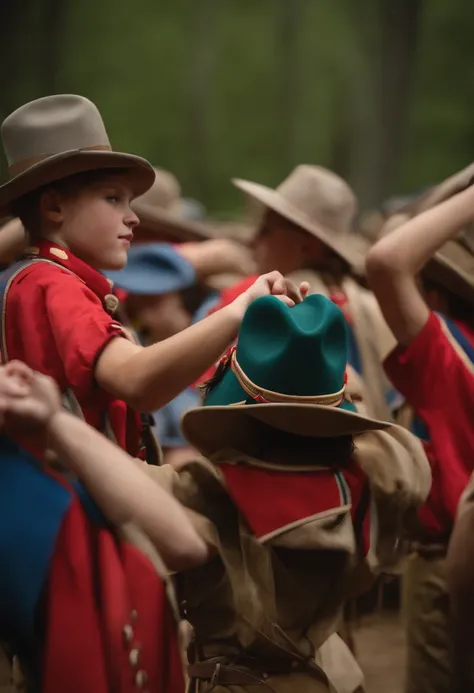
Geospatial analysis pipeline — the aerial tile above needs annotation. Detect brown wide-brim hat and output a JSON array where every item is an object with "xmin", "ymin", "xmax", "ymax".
[
  {"xmin": 233, "ymin": 165, "xmax": 364, "ymax": 274},
  {"xmin": 132, "ymin": 168, "xmax": 213, "ymax": 243},
  {"xmin": 0, "ymin": 94, "xmax": 155, "ymax": 215},
  {"xmin": 182, "ymin": 403, "xmax": 390, "ymax": 458},
  {"xmin": 382, "ymin": 163, "xmax": 474, "ymax": 304}
]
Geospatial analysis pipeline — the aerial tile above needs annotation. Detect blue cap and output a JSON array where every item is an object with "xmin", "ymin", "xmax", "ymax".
[{"xmin": 105, "ymin": 243, "xmax": 196, "ymax": 295}]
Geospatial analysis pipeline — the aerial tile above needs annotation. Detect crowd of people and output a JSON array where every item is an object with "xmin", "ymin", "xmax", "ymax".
[{"xmin": 0, "ymin": 92, "xmax": 473, "ymax": 693}]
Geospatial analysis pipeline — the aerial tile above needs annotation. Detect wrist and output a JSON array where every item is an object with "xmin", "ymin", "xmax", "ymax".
[
  {"xmin": 45, "ymin": 410, "xmax": 69, "ymax": 447},
  {"xmin": 225, "ymin": 294, "xmax": 247, "ymax": 325}
]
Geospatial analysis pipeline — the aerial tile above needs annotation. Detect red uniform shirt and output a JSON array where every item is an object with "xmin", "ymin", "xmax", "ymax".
[
  {"xmin": 385, "ymin": 312, "xmax": 474, "ymax": 537},
  {"xmin": 2, "ymin": 240, "xmax": 141, "ymax": 456}
]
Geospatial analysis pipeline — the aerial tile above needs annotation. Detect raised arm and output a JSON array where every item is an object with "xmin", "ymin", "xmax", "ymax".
[
  {"xmin": 95, "ymin": 271, "xmax": 308, "ymax": 411},
  {"xmin": 0, "ymin": 362, "xmax": 208, "ymax": 571},
  {"xmin": 366, "ymin": 182, "xmax": 474, "ymax": 346}
]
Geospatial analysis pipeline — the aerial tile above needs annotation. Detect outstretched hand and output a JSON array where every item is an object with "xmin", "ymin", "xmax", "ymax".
[{"xmin": 0, "ymin": 361, "xmax": 61, "ymax": 441}]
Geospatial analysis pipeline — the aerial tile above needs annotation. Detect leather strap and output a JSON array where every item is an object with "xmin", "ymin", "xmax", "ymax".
[{"xmin": 188, "ymin": 662, "xmax": 271, "ymax": 687}]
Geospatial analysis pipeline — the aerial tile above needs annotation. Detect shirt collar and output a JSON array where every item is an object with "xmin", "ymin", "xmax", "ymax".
[{"xmin": 24, "ymin": 240, "xmax": 120, "ymax": 315}]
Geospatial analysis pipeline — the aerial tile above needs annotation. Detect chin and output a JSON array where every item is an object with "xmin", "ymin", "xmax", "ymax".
[{"xmin": 99, "ymin": 253, "xmax": 128, "ymax": 271}]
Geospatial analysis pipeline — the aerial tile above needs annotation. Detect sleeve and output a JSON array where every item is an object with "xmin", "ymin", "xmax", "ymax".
[
  {"xmin": 384, "ymin": 312, "xmax": 474, "ymax": 522},
  {"xmin": 43, "ymin": 270, "xmax": 125, "ymax": 397}
]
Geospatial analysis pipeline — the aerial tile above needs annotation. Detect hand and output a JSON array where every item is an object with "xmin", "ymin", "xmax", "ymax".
[
  {"xmin": 0, "ymin": 361, "xmax": 61, "ymax": 439},
  {"xmin": 234, "ymin": 271, "xmax": 310, "ymax": 314}
]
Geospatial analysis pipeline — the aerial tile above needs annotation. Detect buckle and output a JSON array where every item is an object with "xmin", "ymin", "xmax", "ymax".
[{"xmin": 211, "ymin": 663, "xmax": 221, "ymax": 686}]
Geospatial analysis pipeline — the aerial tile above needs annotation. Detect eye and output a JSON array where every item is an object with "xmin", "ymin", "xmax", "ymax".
[{"xmin": 106, "ymin": 194, "xmax": 119, "ymax": 203}]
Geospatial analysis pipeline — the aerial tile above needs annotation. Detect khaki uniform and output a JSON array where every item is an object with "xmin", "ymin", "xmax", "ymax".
[
  {"xmin": 146, "ymin": 425, "xmax": 430, "ymax": 693},
  {"xmin": 402, "ymin": 551, "xmax": 450, "ymax": 693}
]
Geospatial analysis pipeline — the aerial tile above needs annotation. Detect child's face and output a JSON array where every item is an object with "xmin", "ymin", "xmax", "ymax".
[{"xmin": 46, "ymin": 174, "xmax": 139, "ymax": 270}]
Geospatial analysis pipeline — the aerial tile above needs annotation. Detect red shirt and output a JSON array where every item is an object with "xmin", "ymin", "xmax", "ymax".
[
  {"xmin": 2, "ymin": 240, "xmax": 141, "ymax": 456},
  {"xmin": 385, "ymin": 312, "xmax": 474, "ymax": 537}
]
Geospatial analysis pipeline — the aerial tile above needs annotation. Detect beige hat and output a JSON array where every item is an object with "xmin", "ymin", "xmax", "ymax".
[
  {"xmin": 0, "ymin": 94, "xmax": 155, "ymax": 214},
  {"xmin": 233, "ymin": 165, "xmax": 362, "ymax": 271},
  {"xmin": 382, "ymin": 163, "xmax": 474, "ymax": 304},
  {"xmin": 132, "ymin": 168, "xmax": 213, "ymax": 243}
]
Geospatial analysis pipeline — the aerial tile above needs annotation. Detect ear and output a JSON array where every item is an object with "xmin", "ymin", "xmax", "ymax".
[{"xmin": 39, "ymin": 188, "xmax": 64, "ymax": 224}]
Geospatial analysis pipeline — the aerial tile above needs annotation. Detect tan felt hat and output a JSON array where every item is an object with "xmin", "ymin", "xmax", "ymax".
[
  {"xmin": 0, "ymin": 94, "xmax": 155, "ymax": 214},
  {"xmin": 233, "ymin": 165, "xmax": 363, "ymax": 271}
]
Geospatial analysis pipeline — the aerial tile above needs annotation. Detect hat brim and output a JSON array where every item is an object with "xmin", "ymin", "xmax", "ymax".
[
  {"xmin": 182, "ymin": 402, "xmax": 390, "ymax": 457},
  {"xmin": 132, "ymin": 200, "xmax": 213, "ymax": 243},
  {"xmin": 425, "ymin": 242, "xmax": 474, "ymax": 305},
  {"xmin": 233, "ymin": 178, "xmax": 364, "ymax": 272},
  {"xmin": 0, "ymin": 149, "xmax": 155, "ymax": 215}
]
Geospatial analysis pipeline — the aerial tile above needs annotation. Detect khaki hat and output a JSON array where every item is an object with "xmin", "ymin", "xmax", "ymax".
[
  {"xmin": 0, "ymin": 95, "xmax": 155, "ymax": 214},
  {"xmin": 382, "ymin": 163, "xmax": 474, "ymax": 304},
  {"xmin": 233, "ymin": 165, "xmax": 363, "ymax": 271},
  {"xmin": 132, "ymin": 168, "xmax": 213, "ymax": 243}
]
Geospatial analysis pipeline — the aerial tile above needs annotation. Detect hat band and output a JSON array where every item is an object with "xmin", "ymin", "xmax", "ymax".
[
  {"xmin": 8, "ymin": 144, "xmax": 113, "ymax": 178},
  {"xmin": 231, "ymin": 350, "xmax": 345, "ymax": 406}
]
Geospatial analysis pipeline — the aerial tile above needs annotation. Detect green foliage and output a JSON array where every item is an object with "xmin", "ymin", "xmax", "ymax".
[{"xmin": 2, "ymin": 1, "xmax": 474, "ymax": 212}]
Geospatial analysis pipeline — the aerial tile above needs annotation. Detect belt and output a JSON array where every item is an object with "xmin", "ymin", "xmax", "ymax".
[{"xmin": 188, "ymin": 656, "xmax": 329, "ymax": 687}]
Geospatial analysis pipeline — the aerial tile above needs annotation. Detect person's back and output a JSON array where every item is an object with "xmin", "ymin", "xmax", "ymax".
[{"xmin": 169, "ymin": 293, "xmax": 430, "ymax": 692}]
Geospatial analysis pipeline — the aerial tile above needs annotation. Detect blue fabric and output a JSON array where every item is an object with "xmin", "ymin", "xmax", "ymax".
[
  {"xmin": 154, "ymin": 387, "xmax": 201, "ymax": 447},
  {"xmin": 0, "ymin": 435, "xmax": 107, "ymax": 653},
  {"xmin": 105, "ymin": 243, "xmax": 196, "ymax": 295},
  {"xmin": 193, "ymin": 291, "xmax": 220, "ymax": 324},
  {"xmin": 0, "ymin": 436, "xmax": 71, "ymax": 648}
]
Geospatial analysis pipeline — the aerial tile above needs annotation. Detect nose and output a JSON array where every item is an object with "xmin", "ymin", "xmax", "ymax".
[{"xmin": 125, "ymin": 207, "xmax": 140, "ymax": 229}]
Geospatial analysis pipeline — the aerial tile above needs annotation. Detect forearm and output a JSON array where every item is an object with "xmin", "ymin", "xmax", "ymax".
[
  {"xmin": 47, "ymin": 411, "xmax": 207, "ymax": 570},
  {"xmin": 101, "ymin": 301, "xmax": 243, "ymax": 411},
  {"xmin": 368, "ymin": 184, "xmax": 474, "ymax": 277}
]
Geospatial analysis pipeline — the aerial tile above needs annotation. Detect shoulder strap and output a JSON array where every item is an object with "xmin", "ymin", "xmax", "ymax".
[{"xmin": 0, "ymin": 257, "xmax": 79, "ymax": 364}]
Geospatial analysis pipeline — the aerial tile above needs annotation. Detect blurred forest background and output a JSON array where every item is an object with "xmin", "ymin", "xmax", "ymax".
[{"xmin": 1, "ymin": 0, "xmax": 473, "ymax": 216}]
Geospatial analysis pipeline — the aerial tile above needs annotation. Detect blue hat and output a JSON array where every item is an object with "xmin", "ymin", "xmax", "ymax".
[{"xmin": 106, "ymin": 243, "xmax": 196, "ymax": 295}]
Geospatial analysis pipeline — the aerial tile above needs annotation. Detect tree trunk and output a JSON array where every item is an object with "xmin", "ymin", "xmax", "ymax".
[
  {"xmin": 186, "ymin": 0, "xmax": 219, "ymax": 204},
  {"xmin": 345, "ymin": 0, "xmax": 423, "ymax": 209},
  {"xmin": 39, "ymin": 0, "xmax": 68, "ymax": 94},
  {"xmin": 275, "ymin": 0, "xmax": 304, "ymax": 175}
]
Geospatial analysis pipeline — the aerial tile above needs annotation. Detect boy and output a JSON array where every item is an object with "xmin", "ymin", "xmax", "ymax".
[
  {"xmin": 367, "ymin": 165, "xmax": 474, "ymax": 693},
  {"xmin": 196, "ymin": 165, "xmax": 395, "ymax": 421},
  {"xmin": 0, "ymin": 359, "xmax": 207, "ymax": 692},
  {"xmin": 0, "ymin": 94, "xmax": 305, "ymax": 459},
  {"xmin": 163, "ymin": 293, "xmax": 430, "ymax": 692}
]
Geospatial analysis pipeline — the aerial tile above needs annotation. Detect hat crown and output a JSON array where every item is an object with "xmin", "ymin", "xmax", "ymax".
[
  {"xmin": 133, "ymin": 167, "xmax": 181, "ymax": 211},
  {"xmin": 1, "ymin": 95, "xmax": 111, "ymax": 168},
  {"xmin": 276, "ymin": 165, "xmax": 357, "ymax": 235},
  {"xmin": 205, "ymin": 294, "xmax": 349, "ymax": 406}
]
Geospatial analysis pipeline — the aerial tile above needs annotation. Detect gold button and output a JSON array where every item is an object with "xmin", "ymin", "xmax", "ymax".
[
  {"xmin": 123, "ymin": 624, "xmax": 134, "ymax": 644},
  {"xmin": 129, "ymin": 648, "xmax": 140, "ymax": 668},
  {"xmin": 104, "ymin": 294, "xmax": 120, "ymax": 314},
  {"xmin": 135, "ymin": 670, "xmax": 148, "ymax": 688}
]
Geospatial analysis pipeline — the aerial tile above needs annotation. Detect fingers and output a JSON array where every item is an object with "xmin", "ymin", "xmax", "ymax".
[
  {"xmin": 0, "ymin": 373, "xmax": 30, "ymax": 398},
  {"xmin": 272, "ymin": 295, "xmax": 295, "ymax": 307},
  {"xmin": 4, "ymin": 360, "xmax": 34, "ymax": 384},
  {"xmin": 299, "ymin": 282, "xmax": 311, "ymax": 299}
]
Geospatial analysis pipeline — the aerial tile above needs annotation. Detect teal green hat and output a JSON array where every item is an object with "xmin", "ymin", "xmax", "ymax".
[{"xmin": 182, "ymin": 294, "xmax": 389, "ymax": 456}]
